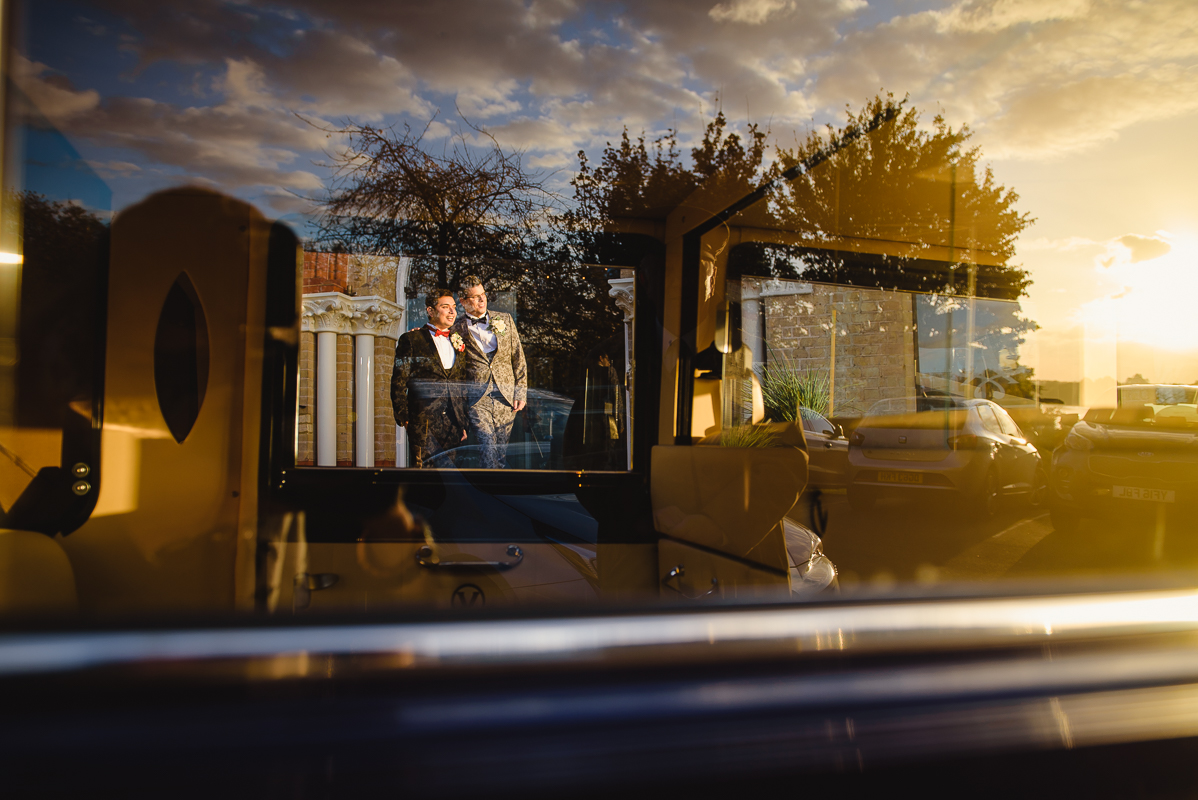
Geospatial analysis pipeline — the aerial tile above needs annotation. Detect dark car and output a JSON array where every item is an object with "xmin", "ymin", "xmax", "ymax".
[
  {"xmin": 799, "ymin": 406, "xmax": 850, "ymax": 492},
  {"xmin": 848, "ymin": 397, "xmax": 1044, "ymax": 515},
  {"xmin": 1049, "ymin": 401, "xmax": 1198, "ymax": 532}
]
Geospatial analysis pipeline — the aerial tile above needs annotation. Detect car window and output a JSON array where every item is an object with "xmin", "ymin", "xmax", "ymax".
[
  {"xmin": 4, "ymin": 0, "xmax": 1198, "ymax": 625},
  {"xmin": 975, "ymin": 405, "xmax": 1003, "ymax": 436},
  {"xmin": 799, "ymin": 407, "xmax": 836, "ymax": 435},
  {"xmin": 297, "ymin": 256, "xmax": 635, "ymax": 472},
  {"xmin": 992, "ymin": 405, "xmax": 1024, "ymax": 438}
]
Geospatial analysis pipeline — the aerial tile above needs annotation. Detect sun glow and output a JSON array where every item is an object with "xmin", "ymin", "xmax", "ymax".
[{"xmin": 1079, "ymin": 231, "xmax": 1198, "ymax": 354}]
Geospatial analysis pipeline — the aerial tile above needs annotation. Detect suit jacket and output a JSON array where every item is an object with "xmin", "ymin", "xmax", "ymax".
[
  {"xmin": 390, "ymin": 327, "xmax": 469, "ymax": 437},
  {"xmin": 452, "ymin": 311, "xmax": 527, "ymax": 407}
]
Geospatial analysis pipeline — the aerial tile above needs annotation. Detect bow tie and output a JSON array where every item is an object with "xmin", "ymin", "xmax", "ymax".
[
  {"xmin": 467, "ymin": 315, "xmax": 489, "ymax": 326},
  {"xmin": 429, "ymin": 327, "xmax": 451, "ymax": 338}
]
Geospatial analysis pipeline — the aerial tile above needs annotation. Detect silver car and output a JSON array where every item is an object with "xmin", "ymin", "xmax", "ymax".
[{"xmin": 848, "ymin": 397, "xmax": 1044, "ymax": 516}]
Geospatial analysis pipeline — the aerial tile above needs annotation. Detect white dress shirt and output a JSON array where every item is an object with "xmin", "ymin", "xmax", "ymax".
[
  {"xmin": 465, "ymin": 314, "xmax": 498, "ymax": 354},
  {"xmin": 427, "ymin": 325, "xmax": 455, "ymax": 369}
]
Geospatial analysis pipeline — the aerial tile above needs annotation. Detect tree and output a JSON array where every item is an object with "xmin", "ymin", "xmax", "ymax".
[
  {"xmin": 314, "ymin": 118, "xmax": 558, "ymax": 290},
  {"xmin": 561, "ymin": 111, "xmax": 769, "ymax": 267},
  {"xmin": 570, "ymin": 94, "xmax": 1034, "ymax": 302},
  {"xmin": 13, "ymin": 192, "xmax": 108, "ymax": 427},
  {"xmin": 312, "ymin": 118, "xmax": 624, "ymax": 394},
  {"xmin": 765, "ymin": 94, "xmax": 1033, "ymax": 300}
]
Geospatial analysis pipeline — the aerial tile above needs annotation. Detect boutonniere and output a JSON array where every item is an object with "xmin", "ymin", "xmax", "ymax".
[
  {"xmin": 491, "ymin": 317, "xmax": 507, "ymax": 336},
  {"xmin": 450, "ymin": 332, "xmax": 465, "ymax": 352}
]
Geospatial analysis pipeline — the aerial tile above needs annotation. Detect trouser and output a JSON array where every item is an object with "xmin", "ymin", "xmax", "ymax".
[
  {"xmin": 409, "ymin": 408, "xmax": 462, "ymax": 468},
  {"xmin": 469, "ymin": 389, "xmax": 517, "ymax": 469}
]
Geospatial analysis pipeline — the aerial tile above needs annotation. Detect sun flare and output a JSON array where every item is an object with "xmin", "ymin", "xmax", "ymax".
[{"xmin": 1079, "ymin": 231, "xmax": 1198, "ymax": 354}]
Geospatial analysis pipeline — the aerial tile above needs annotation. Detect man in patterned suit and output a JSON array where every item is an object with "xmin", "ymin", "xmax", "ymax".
[
  {"xmin": 453, "ymin": 275, "xmax": 528, "ymax": 469},
  {"xmin": 390, "ymin": 289, "xmax": 469, "ymax": 467}
]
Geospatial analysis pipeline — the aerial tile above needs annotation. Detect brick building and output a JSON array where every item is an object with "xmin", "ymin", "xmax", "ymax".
[
  {"xmin": 298, "ymin": 252, "xmax": 404, "ymax": 467},
  {"xmin": 744, "ymin": 277, "xmax": 917, "ymax": 417}
]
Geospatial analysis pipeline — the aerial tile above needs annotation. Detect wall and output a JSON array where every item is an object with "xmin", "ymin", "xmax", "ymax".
[{"xmin": 757, "ymin": 280, "xmax": 916, "ymax": 417}]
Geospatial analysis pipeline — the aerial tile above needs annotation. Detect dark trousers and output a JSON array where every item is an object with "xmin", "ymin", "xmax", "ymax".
[{"xmin": 408, "ymin": 406, "xmax": 461, "ymax": 468}]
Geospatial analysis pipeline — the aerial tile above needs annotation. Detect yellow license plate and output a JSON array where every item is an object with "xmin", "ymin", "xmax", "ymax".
[
  {"xmin": 1112, "ymin": 485, "xmax": 1175, "ymax": 503},
  {"xmin": 878, "ymin": 471, "xmax": 924, "ymax": 484}
]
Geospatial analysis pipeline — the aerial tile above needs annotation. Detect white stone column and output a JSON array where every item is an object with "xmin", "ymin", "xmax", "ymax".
[
  {"xmin": 355, "ymin": 333, "xmax": 375, "ymax": 467},
  {"xmin": 394, "ymin": 257, "xmax": 412, "ymax": 468},
  {"xmin": 303, "ymin": 293, "xmax": 402, "ymax": 468},
  {"xmin": 315, "ymin": 330, "xmax": 337, "ymax": 466},
  {"xmin": 608, "ymin": 277, "xmax": 635, "ymax": 469},
  {"xmin": 742, "ymin": 279, "xmax": 764, "ymax": 369}
]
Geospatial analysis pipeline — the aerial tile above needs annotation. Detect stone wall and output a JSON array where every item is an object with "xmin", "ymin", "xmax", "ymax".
[{"xmin": 760, "ymin": 281, "xmax": 916, "ymax": 417}]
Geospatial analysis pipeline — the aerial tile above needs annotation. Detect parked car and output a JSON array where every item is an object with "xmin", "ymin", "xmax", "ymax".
[
  {"xmin": 790, "ymin": 407, "xmax": 850, "ymax": 534},
  {"xmin": 848, "ymin": 397, "xmax": 1044, "ymax": 515},
  {"xmin": 1049, "ymin": 401, "xmax": 1198, "ymax": 532},
  {"xmin": 799, "ymin": 407, "xmax": 850, "ymax": 493}
]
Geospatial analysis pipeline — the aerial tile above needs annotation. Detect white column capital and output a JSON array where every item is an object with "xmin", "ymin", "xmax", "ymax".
[
  {"xmin": 302, "ymin": 292, "xmax": 405, "ymax": 339},
  {"xmin": 607, "ymin": 278, "xmax": 635, "ymax": 322}
]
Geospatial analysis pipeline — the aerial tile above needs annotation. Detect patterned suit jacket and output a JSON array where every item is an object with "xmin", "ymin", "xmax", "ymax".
[
  {"xmin": 452, "ymin": 311, "xmax": 527, "ymax": 408},
  {"xmin": 390, "ymin": 327, "xmax": 469, "ymax": 439}
]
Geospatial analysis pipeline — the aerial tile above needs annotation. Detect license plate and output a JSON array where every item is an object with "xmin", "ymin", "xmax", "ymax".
[
  {"xmin": 1113, "ymin": 485, "xmax": 1175, "ymax": 503},
  {"xmin": 878, "ymin": 471, "xmax": 923, "ymax": 484}
]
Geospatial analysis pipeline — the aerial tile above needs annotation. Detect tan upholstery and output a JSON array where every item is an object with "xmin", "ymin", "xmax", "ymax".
[
  {"xmin": 650, "ymin": 423, "xmax": 809, "ymax": 572},
  {"xmin": 0, "ymin": 529, "xmax": 77, "ymax": 614}
]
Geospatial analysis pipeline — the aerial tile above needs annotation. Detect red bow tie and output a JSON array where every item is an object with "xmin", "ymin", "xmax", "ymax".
[{"xmin": 429, "ymin": 327, "xmax": 450, "ymax": 338}]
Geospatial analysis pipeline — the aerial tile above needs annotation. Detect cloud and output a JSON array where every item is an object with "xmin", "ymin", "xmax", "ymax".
[
  {"xmin": 802, "ymin": 0, "xmax": 1198, "ymax": 160},
  {"xmin": 43, "ymin": 57, "xmax": 332, "ymax": 194},
  {"xmin": 86, "ymin": 159, "xmax": 142, "ymax": 178},
  {"xmin": 709, "ymin": 0, "xmax": 796, "ymax": 26},
  {"xmin": 1100, "ymin": 233, "xmax": 1172, "ymax": 267},
  {"xmin": 933, "ymin": 0, "xmax": 1091, "ymax": 33},
  {"xmin": 26, "ymin": 0, "xmax": 1198, "ymax": 216},
  {"xmin": 1016, "ymin": 235, "xmax": 1102, "ymax": 252},
  {"xmin": 12, "ymin": 55, "xmax": 100, "ymax": 122},
  {"xmin": 84, "ymin": 0, "xmax": 858, "ymax": 161}
]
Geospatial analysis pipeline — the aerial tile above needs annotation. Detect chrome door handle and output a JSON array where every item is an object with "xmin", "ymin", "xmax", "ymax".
[
  {"xmin": 416, "ymin": 544, "xmax": 523, "ymax": 570},
  {"xmin": 661, "ymin": 565, "xmax": 719, "ymax": 599},
  {"xmin": 293, "ymin": 572, "xmax": 338, "ymax": 611}
]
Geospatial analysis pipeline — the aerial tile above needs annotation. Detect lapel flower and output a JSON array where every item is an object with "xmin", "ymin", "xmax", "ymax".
[
  {"xmin": 450, "ymin": 332, "xmax": 465, "ymax": 352},
  {"xmin": 491, "ymin": 317, "xmax": 507, "ymax": 336}
]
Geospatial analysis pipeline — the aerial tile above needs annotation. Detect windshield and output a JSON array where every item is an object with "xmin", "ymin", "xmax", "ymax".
[{"xmin": 3, "ymin": 0, "xmax": 1198, "ymax": 622}]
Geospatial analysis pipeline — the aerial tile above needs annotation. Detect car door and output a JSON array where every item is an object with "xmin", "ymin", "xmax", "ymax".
[
  {"xmin": 990, "ymin": 403, "xmax": 1039, "ymax": 492},
  {"xmin": 801, "ymin": 409, "xmax": 849, "ymax": 491}
]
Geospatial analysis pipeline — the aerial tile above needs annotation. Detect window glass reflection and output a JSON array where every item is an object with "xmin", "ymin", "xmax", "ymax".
[
  {"xmin": 296, "ymin": 256, "xmax": 633, "ymax": 471},
  {"xmin": 4, "ymin": 0, "xmax": 1198, "ymax": 621}
]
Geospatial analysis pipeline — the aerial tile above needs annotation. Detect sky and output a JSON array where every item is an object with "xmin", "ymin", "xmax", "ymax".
[{"xmin": 15, "ymin": 0, "xmax": 1198, "ymax": 387}]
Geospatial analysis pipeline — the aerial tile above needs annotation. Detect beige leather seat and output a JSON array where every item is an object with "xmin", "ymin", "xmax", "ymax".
[{"xmin": 0, "ymin": 529, "xmax": 78, "ymax": 614}]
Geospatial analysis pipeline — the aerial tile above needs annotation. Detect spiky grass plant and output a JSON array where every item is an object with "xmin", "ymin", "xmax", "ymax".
[
  {"xmin": 755, "ymin": 351, "xmax": 831, "ymax": 421},
  {"xmin": 718, "ymin": 424, "xmax": 780, "ymax": 448}
]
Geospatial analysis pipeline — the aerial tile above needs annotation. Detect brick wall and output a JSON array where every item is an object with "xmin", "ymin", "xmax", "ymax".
[
  {"xmin": 303, "ymin": 251, "xmax": 350, "ymax": 294},
  {"xmin": 374, "ymin": 337, "xmax": 397, "ymax": 466},
  {"xmin": 763, "ymin": 283, "xmax": 916, "ymax": 417},
  {"xmin": 297, "ymin": 331, "xmax": 315, "ymax": 465},
  {"xmin": 336, "ymin": 333, "xmax": 354, "ymax": 466}
]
